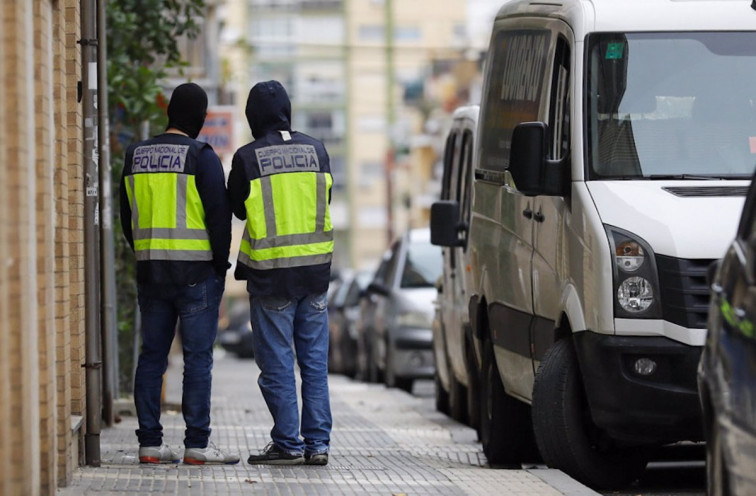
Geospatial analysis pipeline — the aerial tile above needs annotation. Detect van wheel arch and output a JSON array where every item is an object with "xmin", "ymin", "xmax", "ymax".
[{"xmin": 532, "ymin": 338, "xmax": 648, "ymax": 489}]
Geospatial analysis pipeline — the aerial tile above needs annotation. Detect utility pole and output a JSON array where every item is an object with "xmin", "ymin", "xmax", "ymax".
[
  {"xmin": 98, "ymin": 0, "xmax": 118, "ymax": 428},
  {"xmin": 385, "ymin": 0, "xmax": 395, "ymax": 244},
  {"xmin": 81, "ymin": 0, "xmax": 102, "ymax": 466}
]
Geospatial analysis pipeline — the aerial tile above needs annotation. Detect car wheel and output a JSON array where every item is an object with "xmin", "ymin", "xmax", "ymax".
[
  {"xmin": 707, "ymin": 416, "xmax": 730, "ymax": 496},
  {"xmin": 532, "ymin": 339, "xmax": 648, "ymax": 489},
  {"xmin": 385, "ymin": 338, "xmax": 412, "ymax": 392},
  {"xmin": 479, "ymin": 332, "xmax": 537, "ymax": 466},
  {"xmin": 238, "ymin": 333, "xmax": 255, "ymax": 359}
]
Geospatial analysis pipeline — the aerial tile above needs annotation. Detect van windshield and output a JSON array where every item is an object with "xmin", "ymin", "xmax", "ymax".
[{"xmin": 586, "ymin": 32, "xmax": 756, "ymax": 179}]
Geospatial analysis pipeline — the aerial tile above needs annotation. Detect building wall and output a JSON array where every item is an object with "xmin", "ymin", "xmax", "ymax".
[{"xmin": 0, "ymin": 1, "xmax": 85, "ymax": 494}]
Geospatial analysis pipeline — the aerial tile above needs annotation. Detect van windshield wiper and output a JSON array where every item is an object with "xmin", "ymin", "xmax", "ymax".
[{"xmin": 646, "ymin": 174, "xmax": 740, "ymax": 180}]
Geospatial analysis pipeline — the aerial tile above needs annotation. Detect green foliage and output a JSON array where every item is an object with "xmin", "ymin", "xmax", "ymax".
[
  {"xmin": 107, "ymin": 0, "xmax": 205, "ymax": 394},
  {"xmin": 107, "ymin": 0, "xmax": 205, "ymax": 137}
]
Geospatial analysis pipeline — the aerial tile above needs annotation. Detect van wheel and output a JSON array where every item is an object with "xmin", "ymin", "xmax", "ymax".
[
  {"xmin": 448, "ymin": 356, "xmax": 468, "ymax": 424},
  {"xmin": 532, "ymin": 339, "xmax": 648, "ymax": 489},
  {"xmin": 465, "ymin": 335, "xmax": 481, "ymax": 434},
  {"xmin": 435, "ymin": 369, "xmax": 450, "ymax": 414},
  {"xmin": 479, "ymin": 333, "xmax": 537, "ymax": 466}
]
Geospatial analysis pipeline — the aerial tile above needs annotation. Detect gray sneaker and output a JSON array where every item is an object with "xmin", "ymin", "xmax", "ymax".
[
  {"xmin": 139, "ymin": 443, "xmax": 181, "ymax": 464},
  {"xmin": 183, "ymin": 443, "xmax": 241, "ymax": 465}
]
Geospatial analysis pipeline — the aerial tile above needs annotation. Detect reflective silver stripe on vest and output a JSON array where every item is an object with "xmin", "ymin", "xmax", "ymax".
[
  {"xmin": 243, "ymin": 229, "xmax": 332, "ymax": 251},
  {"xmin": 260, "ymin": 176, "xmax": 277, "ymax": 238},
  {"xmin": 135, "ymin": 250, "xmax": 213, "ymax": 262},
  {"xmin": 127, "ymin": 175, "xmax": 139, "ymax": 229},
  {"xmin": 132, "ymin": 227, "xmax": 210, "ymax": 241},
  {"xmin": 238, "ymin": 250, "xmax": 332, "ymax": 270},
  {"xmin": 176, "ymin": 174, "xmax": 188, "ymax": 229},
  {"xmin": 315, "ymin": 174, "xmax": 327, "ymax": 232}
]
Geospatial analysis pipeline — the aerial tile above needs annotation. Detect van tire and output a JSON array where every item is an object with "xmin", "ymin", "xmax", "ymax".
[
  {"xmin": 448, "ymin": 357, "xmax": 468, "ymax": 424},
  {"xmin": 435, "ymin": 369, "xmax": 450, "ymax": 414},
  {"xmin": 465, "ymin": 336, "xmax": 481, "ymax": 434},
  {"xmin": 479, "ymin": 333, "xmax": 537, "ymax": 466},
  {"xmin": 532, "ymin": 339, "xmax": 648, "ymax": 489}
]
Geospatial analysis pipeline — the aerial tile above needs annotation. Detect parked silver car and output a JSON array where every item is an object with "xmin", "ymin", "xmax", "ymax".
[
  {"xmin": 358, "ymin": 228, "xmax": 442, "ymax": 392},
  {"xmin": 328, "ymin": 269, "xmax": 372, "ymax": 377}
]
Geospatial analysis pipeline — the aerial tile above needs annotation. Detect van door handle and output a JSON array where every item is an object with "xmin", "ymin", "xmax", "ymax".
[
  {"xmin": 523, "ymin": 208, "xmax": 533, "ymax": 219},
  {"xmin": 534, "ymin": 211, "xmax": 545, "ymax": 223}
]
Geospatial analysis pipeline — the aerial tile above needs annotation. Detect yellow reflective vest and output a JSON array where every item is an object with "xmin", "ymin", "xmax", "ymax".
[
  {"xmin": 237, "ymin": 142, "xmax": 334, "ymax": 271},
  {"xmin": 123, "ymin": 136, "xmax": 213, "ymax": 262}
]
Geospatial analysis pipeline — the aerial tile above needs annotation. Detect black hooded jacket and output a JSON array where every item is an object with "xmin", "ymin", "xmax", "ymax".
[{"xmin": 228, "ymin": 80, "xmax": 332, "ymax": 298}]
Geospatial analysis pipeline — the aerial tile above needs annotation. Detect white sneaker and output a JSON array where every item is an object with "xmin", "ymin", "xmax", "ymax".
[
  {"xmin": 183, "ymin": 443, "xmax": 241, "ymax": 465},
  {"xmin": 139, "ymin": 443, "xmax": 181, "ymax": 464}
]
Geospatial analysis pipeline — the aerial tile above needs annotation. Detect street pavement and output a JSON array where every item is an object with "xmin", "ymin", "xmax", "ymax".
[{"xmin": 57, "ymin": 350, "xmax": 601, "ymax": 495}]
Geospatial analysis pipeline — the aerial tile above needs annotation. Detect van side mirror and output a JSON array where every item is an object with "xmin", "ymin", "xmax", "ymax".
[
  {"xmin": 431, "ymin": 200, "xmax": 465, "ymax": 247},
  {"xmin": 510, "ymin": 122, "xmax": 568, "ymax": 197}
]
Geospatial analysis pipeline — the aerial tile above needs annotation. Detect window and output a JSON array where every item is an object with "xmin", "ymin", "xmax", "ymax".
[
  {"xmin": 549, "ymin": 37, "xmax": 570, "ymax": 162},
  {"xmin": 586, "ymin": 32, "xmax": 756, "ymax": 179},
  {"xmin": 400, "ymin": 240, "xmax": 442, "ymax": 288},
  {"xmin": 479, "ymin": 29, "xmax": 551, "ymax": 172},
  {"xmin": 394, "ymin": 26, "xmax": 421, "ymax": 42},
  {"xmin": 440, "ymin": 131, "xmax": 457, "ymax": 200},
  {"xmin": 458, "ymin": 130, "xmax": 474, "ymax": 247},
  {"xmin": 359, "ymin": 25, "xmax": 384, "ymax": 41}
]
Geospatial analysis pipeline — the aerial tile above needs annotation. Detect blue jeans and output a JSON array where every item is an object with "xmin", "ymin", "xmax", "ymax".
[
  {"xmin": 250, "ymin": 292, "xmax": 332, "ymax": 456},
  {"xmin": 134, "ymin": 274, "xmax": 225, "ymax": 448}
]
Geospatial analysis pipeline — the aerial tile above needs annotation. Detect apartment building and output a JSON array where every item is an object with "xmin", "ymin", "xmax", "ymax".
[
  {"xmin": 346, "ymin": 0, "xmax": 468, "ymax": 270},
  {"xmin": 1, "ymin": 1, "xmax": 87, "ymax": 495}
]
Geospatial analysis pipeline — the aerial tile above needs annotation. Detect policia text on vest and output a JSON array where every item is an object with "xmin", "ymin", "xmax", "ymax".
[{"xmin": 255, "ymin": 144, "xmax": 319, "ymax": 175}]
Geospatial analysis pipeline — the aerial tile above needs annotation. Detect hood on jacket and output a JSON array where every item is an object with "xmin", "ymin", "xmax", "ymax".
[{"xmin": 245, "ymin": 80, "xmax": 292, "ymax": 139}]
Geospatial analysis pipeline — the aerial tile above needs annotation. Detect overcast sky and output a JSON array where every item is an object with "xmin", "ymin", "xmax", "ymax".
[{"xmin": 467, "ymin": 0, "xmax": 502, "ymax": 49}]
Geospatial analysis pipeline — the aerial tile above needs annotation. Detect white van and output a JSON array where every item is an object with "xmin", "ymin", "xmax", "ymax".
[
  {"xmin": 432, "ymin": 105, "xmax": 480, "ymax": 427},
  {"xmin": 431, "ymin": 0, "xmax": 755, "ymax": 489}
]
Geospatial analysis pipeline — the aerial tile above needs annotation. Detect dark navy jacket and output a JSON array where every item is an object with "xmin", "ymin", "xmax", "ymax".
[{"xmin": 228, "ymin": 80, "xmax": 332, "ymax": 298}]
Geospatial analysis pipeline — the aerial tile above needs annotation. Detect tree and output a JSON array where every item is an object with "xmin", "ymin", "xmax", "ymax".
[{"xmin": 107, "ymin": 0, "xmax": 205, "ymax": 394}]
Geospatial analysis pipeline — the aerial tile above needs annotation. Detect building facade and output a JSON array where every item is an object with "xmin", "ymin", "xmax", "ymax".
[{"xmin": 1, "ymin": 1, "xmax": 87, "ymax": 495}]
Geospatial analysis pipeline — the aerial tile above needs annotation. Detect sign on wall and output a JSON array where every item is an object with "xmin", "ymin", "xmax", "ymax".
[{"xmin": 198, "ymin": 106, "xmax": 236, "ymax": 156}]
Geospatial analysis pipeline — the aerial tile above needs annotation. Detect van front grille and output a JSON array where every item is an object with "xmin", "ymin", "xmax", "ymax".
[{"xmin": 655, "ymin": 255, "xmax": 714, "ymax": 329}]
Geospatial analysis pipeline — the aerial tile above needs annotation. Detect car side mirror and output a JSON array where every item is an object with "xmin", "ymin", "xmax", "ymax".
[
  {"xmin": 367, "ymin": 282, "xmax": 390, "ymax": 297},
  {"xmin": 430, "ymin": 200, "xmax": 466, "ymax": 247},
  {"xmin": 510, "ymin": 121, "xmax": 568, "ymax": 197}
]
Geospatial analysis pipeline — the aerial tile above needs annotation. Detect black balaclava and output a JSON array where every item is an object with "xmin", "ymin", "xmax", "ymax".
[{"xmin": 166, "ymin": 82, "xmax": 208, "ymax": 139}]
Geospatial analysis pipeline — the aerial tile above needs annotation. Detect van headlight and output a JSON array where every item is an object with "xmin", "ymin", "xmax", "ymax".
[
  {"xmin": 606, "ymin": 226, "xmax": 661, "ymax": 318},
  {"xmin": 617, "ymin": 276, "xmax": 653, "ymax": 312}
]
